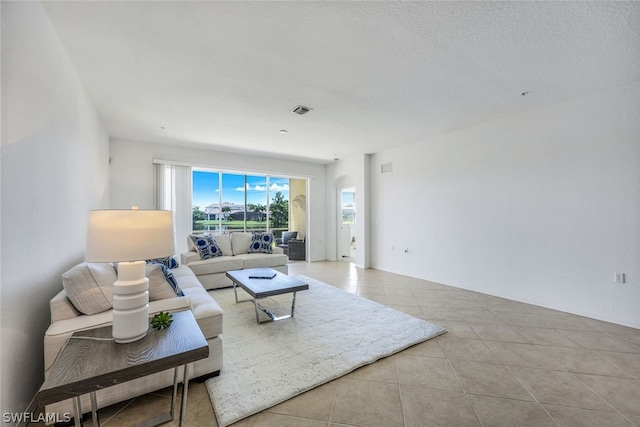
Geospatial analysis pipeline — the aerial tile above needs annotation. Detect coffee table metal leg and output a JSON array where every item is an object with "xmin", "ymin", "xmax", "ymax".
[
  {"xmin": 253, "ymin": 299, "xmax": 260, "ymax": 324},
  {"xmin": 291, "ymin": 291, "xmax": 297, "ymax": 317}
]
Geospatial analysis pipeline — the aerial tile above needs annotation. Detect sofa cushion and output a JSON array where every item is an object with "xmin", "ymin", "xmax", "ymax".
[
  {"xmin": 235, "ymin": 253, "xmax": 289, "ymax": 269},
  {"xmin": 145, "ymin": 263, "xmax": 184, "ymax": 300},
  {"xmin": 177, "ymin": 274, "xmax": 224, "ymax": 338},
  {"xmin": 188, "ymin": 256, "xmax": 244, "ymax": 276},
  {"xmin": 231, "ymin": 232, "xmax": 253, "ymax": 255},
  {"xmin": 62, "ymin": 263, "xmax": 116, "ymax": 315},
  {"xmin": 249, "ymin": 232, "xmax": 274, "ymax": 254},
  {"xmin": 190, "ymin": 235, "xmax": 224, "ymax": 259},
  {"xmin": 146, "ymin": 256, "xmax": 179, "ymax": 269},
  {"xmin": 282, "ymin": 231, "xmax": 298, "ymax": 244}
]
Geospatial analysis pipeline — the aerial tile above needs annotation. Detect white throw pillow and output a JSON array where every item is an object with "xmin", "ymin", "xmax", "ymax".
[
  {"xmin": 145, "ymin": 263, "xmax": 183, "ymax": 301},
  {"xmin": 231, "ymin": 232, "xmax": 253, "ymax": 255},
  {"xmin": 62, "ymin": 263, "xmax": 116, "ymax": 315}
]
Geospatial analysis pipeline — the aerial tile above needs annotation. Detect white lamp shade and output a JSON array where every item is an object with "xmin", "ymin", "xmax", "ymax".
[{"xmin": 86, "ymin": 209, "xmax": 175, "ymax": 262}]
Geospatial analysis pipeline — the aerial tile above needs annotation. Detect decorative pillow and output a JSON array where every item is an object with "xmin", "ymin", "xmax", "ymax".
[
  {"xmin": 189, "ymin": 235, "xmax": 223, "ymax": 260},
  {"xmin": 231, "ymin": 232, "xmax": 253, "ymax": 255},
  {"xmin": 282, "ymin": 231, "xmax": 298, "ymax": 245},
  {"xmin": 213, "ymin": 234, "xmax": 233, "ymax": 256},
  {"xmin": 249, "ymin": 232, "xmax": 274, "ymax": 254},
  {"xmin": 62, "ymin": 262, "xmax": 116, "ymax": 315},
  {"xmin": 146, "ymin": 256, "xmax": 179, "ymax": 269},
  {"xmin": 146, "ymin": 263, "xmax": 184, "ymax": 300}
]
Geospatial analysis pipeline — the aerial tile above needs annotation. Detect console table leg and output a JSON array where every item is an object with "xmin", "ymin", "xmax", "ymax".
[
  {"xmin": 90, "ymin": 391, "xmax": 99, "ymax": 426},
  {"xmin": 73, "ymin": 396, "xmax": 81, "ymax": 427},
  {"xmin": 179, "ymin": 364, "xmax": 190, "ymax": 427},
  {"xmin": 170, "ymin": 366, "xmax": 179, "ymax": 419}
]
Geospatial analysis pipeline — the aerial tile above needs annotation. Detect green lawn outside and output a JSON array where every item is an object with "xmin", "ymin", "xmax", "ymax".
[{"xmin": 193, "ymin": 220, "xmax": 289, "ymax": 236}]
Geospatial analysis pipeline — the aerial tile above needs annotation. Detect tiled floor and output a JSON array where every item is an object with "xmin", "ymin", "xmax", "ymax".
[{"xmin": 50, "ymin": 261, "xmax": 640, "ymax": 426}]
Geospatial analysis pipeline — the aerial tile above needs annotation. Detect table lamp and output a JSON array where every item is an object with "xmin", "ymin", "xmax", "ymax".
[{"xmin": 85, "ymin": 208, "xmax": 174, "ymax": 343}]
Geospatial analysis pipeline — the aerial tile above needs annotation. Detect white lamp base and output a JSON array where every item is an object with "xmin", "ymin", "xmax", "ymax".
[{"xmin": 113, "ymin": 261, "xmax": 149, "ymax": 344}]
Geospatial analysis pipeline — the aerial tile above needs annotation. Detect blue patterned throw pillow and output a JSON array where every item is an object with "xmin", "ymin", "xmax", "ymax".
[
  {"xmin": 146, "ymin": 256, "xmax": 179, "ymax": 269},
  {"xmin": 190, "ymin": 235, "xmax": 223, "ymax": 260},
  {"xmin": 249, "ymin": 232, "xmax": 274, "ymax": 254}
]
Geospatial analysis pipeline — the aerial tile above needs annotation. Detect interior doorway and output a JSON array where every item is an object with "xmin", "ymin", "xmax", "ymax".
[{"xmin": 338, "ymin": 188, "xmax": 356, "ymax": 262}]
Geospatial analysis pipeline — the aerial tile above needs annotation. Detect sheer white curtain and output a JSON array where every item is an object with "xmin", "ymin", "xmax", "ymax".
[{"xmin": 154, "ymin": 163, "xmax": 192, "ymax": 256}]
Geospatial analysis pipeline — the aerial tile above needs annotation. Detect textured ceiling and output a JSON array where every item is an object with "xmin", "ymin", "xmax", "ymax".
[{"xmin": 41, "ymin": 1, "xmax": 640, "ymax": 163}]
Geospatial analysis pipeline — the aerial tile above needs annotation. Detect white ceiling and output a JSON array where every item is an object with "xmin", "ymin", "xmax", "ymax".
[{"xmin": 41, "ymin": 1, "xmax": 640, "ymax": 164}]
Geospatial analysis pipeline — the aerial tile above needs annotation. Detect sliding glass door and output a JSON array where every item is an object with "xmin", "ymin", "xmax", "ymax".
[{"xmin": 192, "ymin": 169, "xmax": 290, "ymax": 236}]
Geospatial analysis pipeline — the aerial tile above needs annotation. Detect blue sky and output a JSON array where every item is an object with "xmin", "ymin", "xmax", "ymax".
[{"xmin": 193, "ymin": 170, "xmax": 289, "ymax": 209}]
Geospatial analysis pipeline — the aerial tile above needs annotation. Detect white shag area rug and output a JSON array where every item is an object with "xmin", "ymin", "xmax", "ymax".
[{"xmin": 205, "ymin": 275, "xmax": 446, "ymax": 427}]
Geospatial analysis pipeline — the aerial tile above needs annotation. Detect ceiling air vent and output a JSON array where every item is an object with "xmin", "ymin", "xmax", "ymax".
[
  {"xmin": 381, "ymin": 162, "xmax": 393, "ymax": 174},
  {"xmin": 292, "ymin": 105, "xmax": 313, "ymax": 115}
]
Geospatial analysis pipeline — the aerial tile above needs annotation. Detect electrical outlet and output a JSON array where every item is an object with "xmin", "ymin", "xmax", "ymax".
[{"xmin": 614, "ymin": 273, "xmax": 626, "ymax": 284}]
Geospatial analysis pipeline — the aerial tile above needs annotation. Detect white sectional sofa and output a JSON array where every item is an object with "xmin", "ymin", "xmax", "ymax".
[
  {"xmin": 43, "ymin": 261, "xmax": 223, "ymax": 418},
  {"xmin": 181, "ymin": 232, "xmax": 288, "ymax": 290}
]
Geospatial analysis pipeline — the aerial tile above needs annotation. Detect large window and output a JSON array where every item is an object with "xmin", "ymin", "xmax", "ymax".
[{"xmin": 192, "ymin": 170, "xmax": 289, "ymax": 236}]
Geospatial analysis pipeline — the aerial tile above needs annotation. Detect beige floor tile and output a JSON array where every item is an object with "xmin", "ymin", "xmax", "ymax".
[
  {"xmin": 515, "ymin": 326, "xmax": 585, "ymax": 348},
  {"xmin": 268, "ymin": 380, "xmax": 337, "ymax": 421},
  {"xmin": 543, "ymin": 404, "xmax": 635, "ymax": 427},
  {"xmin": 457, "ymin": 309, "xmax": 506, "ymax": 324},
  {"xmin": 450, "ymin": 360, "xmax": 533, "ymax": 401},
  {"xmin": 233, "ymin": 412, "xmax": 328, "ymax": 427},
  {"xmin": 422, "ymin": 307, "xmax": 467, "ymax": 322},
  {"xmin": 467, "ymin": 394, "xmax": 555, "ymax": 427},
  {"xmin": 349, "ymin": 355, "xmax": 398, "ymax": 383},
  {"xmin": 470, "ymin": 323, "xmax": 531, "ymax": 343},
  {"xmin": 329, "ymin": 378, "xmax": 403, "ymax": 427},
  {"xmin": 540, "ymin": 346, "xmax": 633, "ymax": 377},
  {"xmin": 400, "ymin": 337, "xmax": 445, "ymax": 358},
  {"xmin": 496, "ymin": 312, "xmax": 574, "ymax": 329},
  {"xmin": 615, "ymin": 333, "xmax": 640, "ymax": 347},
  {"xmin": 485, "ymin": 341, "xmax": 564, "ymax": 370},
  {"xmin": 383, "ymin": 287, "xmax": 414, "ymax": 297},
  {"xmin": 625, "ymin": 414, "xmax": 640, "ymax": 425},
  {"xmin": 433, "ymin": 321, "xmax": 479, "ymax": 339},
  {"xmin": 509, "ymin": 367, "xmax": 613, "ymax": 411},
  {"xmin": 574, "ymin": 373, "xmax": 640, "ymax": 415},
  {"xmin": 399, "ymin": 386, "xmax": 481, "ymax": 427},
  {"xmin": 597, "ymin": 350, "xmax": 640, "ymax": 378},
  {"xmin": 566, "ymin": 331, "xmax": 640, "ymax": 353},
  {"xmin": 387, "ymin": 304, "xmax": 425, "ymax": 318},
  {"xmin": 438, "ymin": 336, "xmax": 499, "ymax": 364},
  {"xmin": 395, "ymin": 354, "xmax": 462, "ymax": 392}
]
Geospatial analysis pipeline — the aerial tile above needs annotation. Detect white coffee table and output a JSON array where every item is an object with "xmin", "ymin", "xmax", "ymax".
[{"xmin": 226, "ymin": 268, "xmax": 309, "ymax": 324}]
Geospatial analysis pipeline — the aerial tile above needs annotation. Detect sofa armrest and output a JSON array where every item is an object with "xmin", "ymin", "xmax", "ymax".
[
  {"xmin": 272, "ymin": 246, "xmax": 284, "ymax": 255},
  {"xmin": 181, "ymin": 250, "xmax": 201, "ymax": 264},
  {"xmin": 50, "ymin": 289, "xmax": 82, "ymax": 323}
]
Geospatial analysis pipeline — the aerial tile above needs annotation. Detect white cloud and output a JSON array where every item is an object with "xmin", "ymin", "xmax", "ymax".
[{"xmin": 270, "ymin": 183, "xmax": 289, "ymax": 192}]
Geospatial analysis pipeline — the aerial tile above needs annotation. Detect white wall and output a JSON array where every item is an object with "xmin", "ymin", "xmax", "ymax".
[
  {"xmin": 371, "ymin": 81, "xmax": 640, "ymax": 328},
  {"xmin": 109, "ymin": 139, "xmax": 327, "ymax": 261},
  {"xmin": 1, "ymin": 2, "xmax": 110, "ymax": 419}
]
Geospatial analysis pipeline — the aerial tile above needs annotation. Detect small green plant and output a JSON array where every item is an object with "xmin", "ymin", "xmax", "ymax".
[{"xmin": 150, "ymin": 311, "xmax": 173, "ymax": 330}]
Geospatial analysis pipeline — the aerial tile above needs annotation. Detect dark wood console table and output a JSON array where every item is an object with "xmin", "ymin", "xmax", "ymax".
[{"xmin": 38, "ymin": 310, "xmax": 209, "ymax": 427}]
